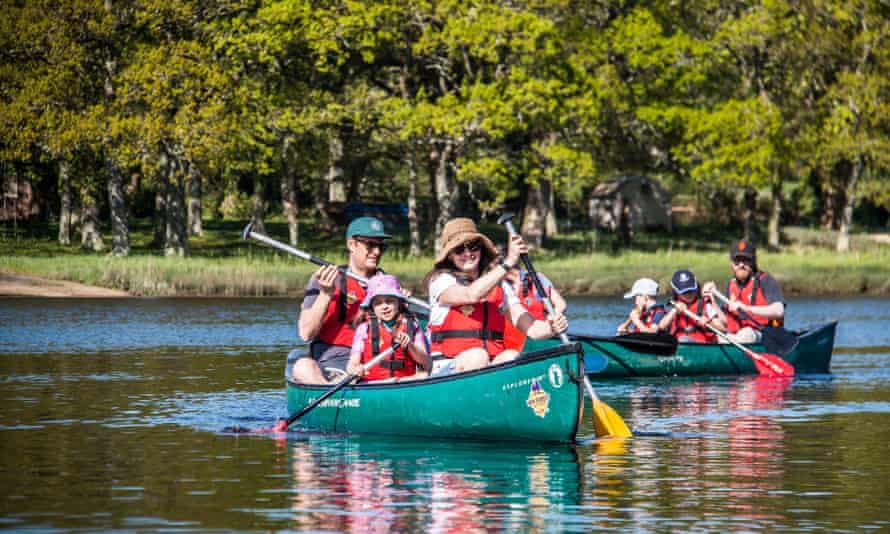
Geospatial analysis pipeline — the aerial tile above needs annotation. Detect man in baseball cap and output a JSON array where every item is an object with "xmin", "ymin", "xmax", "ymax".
[
  {"xmin": 292, "ymin": 216, "xmax": 392, "ymax": 383},
  {"xmin": 704, "ymin": 239, "xmax": 785, "ymax": 343}
]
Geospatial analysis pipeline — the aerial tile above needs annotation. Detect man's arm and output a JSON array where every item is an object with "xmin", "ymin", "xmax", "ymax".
[{"xmin": 297, "ymin": 265, "xmax": 338, "ymax": 341}]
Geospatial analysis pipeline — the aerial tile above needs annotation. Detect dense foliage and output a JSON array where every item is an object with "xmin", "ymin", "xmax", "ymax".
[{"xmin": 1, "ymin": 0, "xmax": 888, "ymax": 255}]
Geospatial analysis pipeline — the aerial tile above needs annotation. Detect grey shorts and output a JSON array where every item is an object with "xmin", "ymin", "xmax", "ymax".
[{"xmin": 286, "ymin": 345, "xmax": 350, "ymax": 380}]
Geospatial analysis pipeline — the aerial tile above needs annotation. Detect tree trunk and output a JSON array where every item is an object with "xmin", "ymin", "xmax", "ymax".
[
  {"xmin": 153, "ymin": 150, "xmax": 169, "ymax": 248},
  {"xmin": 187, "ymin": 163, "xmax": 203, "ymax": 236},
  {"xmin": 164, "ymin": 156, "xmax": 189, "ymax": 256},
  {"xmin": 58, "ymin": 160, "xmax": 72, "ymax": 245},
  {"xmin": 281, "ymin": 137, "xmax": 299, "ymax": 246},
  {"xmin": 406, "ymin": 149, "xmax": 422, "ymax": 256},
  {"xmin": 522, "ymin": 180, "xmax": 549, "ymax": 249},
  {"xmin": 742, "ymin": 187, "xmax": 758, "ymax": 241},
  {"xmin": 546, "ymin": 182, "xmax": 558, "ymax": 237},
  {"xmin": 432, "ymin": 140, "xmax": 458, "ymax": 256},
  {"xmin": 614, "ymin": 192, "xmax": 632, "ymax": 247},
  {"xmin": 327, "ymin": 131, "xmax": 346, "ymax": 203},
  {"xmin": 107, "ymin": 160, "xmax": 130, "ymax": 256},
  {"xmin": 768, "ymin": 181, "xmax": 782, "ymax": 251},
  {"xmin": 127, "ymin": 170, "xmax": 140, "ymax": 219},
  {"xmin": 80, "ymin": 189, "xmax": 104, "ymax": 252},
  {"xmin": 103, "ymin": 0, "xmax": 126, "ymax": 255},
  {"xmin": 251, "ymin": 174, "xmax": 267, "ymax": 235},
  {"xmin": 836, "ymin": 158, "xmax": 861, "ymax": 253}
]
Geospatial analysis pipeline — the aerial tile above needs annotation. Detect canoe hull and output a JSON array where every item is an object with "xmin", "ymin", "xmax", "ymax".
[
  {"xmin": 525, "ymin": 322, "xmax": 836, "ymax": 378},
  {"xmin": 286, "ymin": 344, "xmax": 586, "ymax": 443}
]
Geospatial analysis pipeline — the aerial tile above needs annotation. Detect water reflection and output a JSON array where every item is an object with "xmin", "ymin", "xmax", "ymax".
[{"xmin": 282, "ymin": 435, "xmax": 582, "ymax": 532}]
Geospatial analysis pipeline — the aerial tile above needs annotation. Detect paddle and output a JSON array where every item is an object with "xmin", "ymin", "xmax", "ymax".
[
  {"xmin": 225, "ymin": 346, "xmax": 396, "ymax": 434},
  {"xmin": 242, "ymin": 222, "xmax": 431, "ymax": 312},
  {"xmin": 709, "ymin": 287, "xmax": 799, "ymax": 356},
  {"xmin": 498, "ymin": 213, "xmax": 632, "ymax": 439},
  {"xmin": 669, "ymin": 300, "xmax": 795, "ymax": 378},
  {"xmin": 569, "ymin": 332, "xmax": 678, "ymax": 357}
]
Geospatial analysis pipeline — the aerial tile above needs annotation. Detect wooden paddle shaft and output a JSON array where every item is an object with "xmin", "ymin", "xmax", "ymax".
[{"xmin": 243, "ymin": 223, "xmax": 430, "ymax": 311}]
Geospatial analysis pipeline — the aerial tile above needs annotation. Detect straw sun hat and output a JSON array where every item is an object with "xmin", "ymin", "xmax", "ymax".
[{"xmin": 434, "ymin": 218, "xmax": 498, "ymax": 267}]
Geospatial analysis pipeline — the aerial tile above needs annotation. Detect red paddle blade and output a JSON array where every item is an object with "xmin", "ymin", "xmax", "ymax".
[
  {"xmin": 750, "ymin": 352, "xmax": 795, "ymax": 377},
  {"xmin": 222, "ymin": 418, "xmax": 289, "ymax": 434}
]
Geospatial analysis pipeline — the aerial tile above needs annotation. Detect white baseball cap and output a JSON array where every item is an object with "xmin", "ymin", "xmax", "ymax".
[{"xmin": 623, "ymin": 278, "xmax": 660, "ymax": 299}]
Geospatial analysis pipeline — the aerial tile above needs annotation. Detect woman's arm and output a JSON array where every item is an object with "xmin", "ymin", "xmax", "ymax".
[{"xmin": 437, "ymin": 266, "xmax": 510, "ymax": 305}]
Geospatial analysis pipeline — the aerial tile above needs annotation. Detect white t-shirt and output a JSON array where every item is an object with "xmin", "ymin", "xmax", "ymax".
[{"xmin": 427, "ymin": 272, "xmax": 520, "ymax": 326}]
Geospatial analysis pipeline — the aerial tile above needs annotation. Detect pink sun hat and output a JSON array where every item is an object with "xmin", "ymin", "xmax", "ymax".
[{"xmin": 360, "ymin": 274, "xmax": 407, "ymax": 308}]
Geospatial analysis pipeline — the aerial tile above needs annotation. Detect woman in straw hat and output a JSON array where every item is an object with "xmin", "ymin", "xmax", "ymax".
[{"xmin": 424, "ymin": 218, "xmax": 568, "ymax": 374}]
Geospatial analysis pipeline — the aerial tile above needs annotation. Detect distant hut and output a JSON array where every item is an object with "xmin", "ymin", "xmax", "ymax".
[{"xmin": 588, "ymin": 176, "xmax": 672, "ymax": 234}]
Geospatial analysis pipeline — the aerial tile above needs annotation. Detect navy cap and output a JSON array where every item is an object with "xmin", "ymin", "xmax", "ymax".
[
  {"xmin": 346, "ymin": 216, "xmax": 391, "ymax": 239},
  {"xmin": 670, "ymin": 269, "xmax": 698, "ymax": 295}
]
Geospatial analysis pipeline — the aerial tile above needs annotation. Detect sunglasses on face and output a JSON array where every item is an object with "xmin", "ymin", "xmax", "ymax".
[
  {"xmin": 354, "ymin": 238, "xmax": 388, "ymax": 253},
  {"xmin": 452, "ymin": 240, "xmax": 482, "ymax": 254},
  {"xmin": 732, "ymin": 258, "xmax": 752, "ymax": 267}
]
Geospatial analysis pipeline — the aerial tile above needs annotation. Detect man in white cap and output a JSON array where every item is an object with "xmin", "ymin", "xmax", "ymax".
[{"xmin": 617, "ymin": 278, "xmax": 666, "ymax": 334}]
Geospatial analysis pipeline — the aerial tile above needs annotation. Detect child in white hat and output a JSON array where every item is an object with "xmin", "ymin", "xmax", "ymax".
[{"xmin": 616, "ymin": 278, "xmax": 666, "ymax": 335}]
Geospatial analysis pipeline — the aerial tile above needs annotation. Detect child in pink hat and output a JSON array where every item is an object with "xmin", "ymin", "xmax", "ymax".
[{"xmin": 347, "ymin": 274, "xmax": 431, "ymax": 382}]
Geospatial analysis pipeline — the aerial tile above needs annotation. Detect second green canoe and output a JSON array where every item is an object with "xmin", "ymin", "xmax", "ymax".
[{"xmin": 525, "ymin": 322, "xmax": 836, "ymax": 378}]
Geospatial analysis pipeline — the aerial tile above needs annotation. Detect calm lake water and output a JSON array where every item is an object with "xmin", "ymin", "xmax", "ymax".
[{"xmin": 2, "ymin": 296, "xmax": 890, "ymax": 532}]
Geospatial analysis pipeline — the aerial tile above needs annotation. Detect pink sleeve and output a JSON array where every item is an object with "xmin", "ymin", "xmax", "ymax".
[{"xmin": 350, "ymin": 322, "xmax": 369, "ymax": 359}]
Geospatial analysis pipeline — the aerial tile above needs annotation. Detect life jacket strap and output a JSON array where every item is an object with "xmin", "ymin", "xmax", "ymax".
[{"xmin": 430, "ymin": 330, "xmax": 504, "ymax": 342}]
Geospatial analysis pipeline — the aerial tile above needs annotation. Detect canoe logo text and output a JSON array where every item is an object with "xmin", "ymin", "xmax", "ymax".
[
  {"xmin": 526, "ymin": 379, "xmax": 550, "ymax": 418},
  {"xmin": 548, "ymin": 364, "xmax": 564, "ymax": 389}
]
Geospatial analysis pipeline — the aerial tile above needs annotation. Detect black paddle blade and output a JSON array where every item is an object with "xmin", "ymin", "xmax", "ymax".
[
  {"xmin": 761, "ymin": 327, "xmax": 799, "ymax": 356},
  {"xmin": 570, "ymin": 332, "xmax": 678, "ymax": 356}
]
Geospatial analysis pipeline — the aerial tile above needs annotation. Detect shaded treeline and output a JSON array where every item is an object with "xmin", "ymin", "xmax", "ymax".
[{"xmin": 1, "ymin": 0, "xmax": 888, "ymax": 256}]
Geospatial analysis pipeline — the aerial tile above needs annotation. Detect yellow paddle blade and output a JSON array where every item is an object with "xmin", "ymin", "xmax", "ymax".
[{"xmin": 592, "ymin": 398, "xmax": 632, "ymax": 439}]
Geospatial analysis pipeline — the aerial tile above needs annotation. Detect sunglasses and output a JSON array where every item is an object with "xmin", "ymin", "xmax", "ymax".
[
  {"xmin": 451, "ymin": 240, "xmax": 482, "ymax": 254},
  {"xmin": 732, "ymin": 258, "xmax": 752, "ymax": 267},
  {"xmin": 354, "ymin": 238, "xmax": 388, "ymax": 253}
]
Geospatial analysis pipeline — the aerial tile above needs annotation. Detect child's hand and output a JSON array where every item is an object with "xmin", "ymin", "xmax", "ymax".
[
  {"xmin": 346, "ymin": 359, "xmax": 364, "ymax": 376},
  {"xmin": 394, "ymin": 332, "xmax": 411, "ymax": 349}
]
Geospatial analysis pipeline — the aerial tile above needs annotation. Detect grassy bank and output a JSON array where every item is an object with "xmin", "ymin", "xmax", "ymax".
[{"xmin": 2, "ymin": 218, "xmax": 888, "ymax": 297}]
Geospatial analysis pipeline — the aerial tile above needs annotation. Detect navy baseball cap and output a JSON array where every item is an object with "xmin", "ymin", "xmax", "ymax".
[{"xmin": 670, "ymin": 269, "xmax": 698, "ymax": 295}]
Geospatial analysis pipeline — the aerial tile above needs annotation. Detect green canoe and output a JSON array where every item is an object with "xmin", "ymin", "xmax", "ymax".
[
  {"xmin": 525, "ymin": 322, "xmax": 836, "ymax": 378},
  {"xmin": 286, "ymin": 343, "xmax": 586, "ymax": 443}
]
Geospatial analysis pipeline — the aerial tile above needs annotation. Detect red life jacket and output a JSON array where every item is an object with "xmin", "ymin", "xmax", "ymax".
[
  {"xmin": 360, "ymin": 315, "xmax": 418, "ymax": 381},
  {"xmin": 725, "ymin": 271, "xmax": 783, "ymax": 332},
  {"xmin": 429, "ymin": 284, "xmax": 507, "ymax": 359},
  {"xmin": 315, "ymin": 272, "xmax": 367, "ymax": 347},
  {"xmin": 503, "ymin": 274, "xmax": 549, "ymax": 351},
  {"xmin": 670, "ymin": 298, "xmax": 716, "ymax": 343},
  {"xmin": 628, "ymin": 304, "xmax": 666, "ymax": 333}
]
